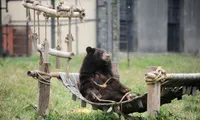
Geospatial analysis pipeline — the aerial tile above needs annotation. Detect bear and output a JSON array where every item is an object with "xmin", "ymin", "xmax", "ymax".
[{"xmin": 79, "ymin": 46, "xmax": 131, "ymax": 103}]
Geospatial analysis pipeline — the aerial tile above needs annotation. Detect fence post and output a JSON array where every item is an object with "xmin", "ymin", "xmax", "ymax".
[
  {"xmin": 147, "ymin": 82, "xmax": 161, "ymax": 117},
  {"xmin": 38, "ymin": 40, "xmax": 50, "ymax": 118}
]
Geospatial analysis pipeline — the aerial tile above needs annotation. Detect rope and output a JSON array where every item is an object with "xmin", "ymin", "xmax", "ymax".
[
  {"xmin": 93, "ymin": 77, "xmax": 112, "ymax": 88},
  {"xmin": 92, "ymin": 92, "xmax": 116, "ymax": 103},
  {"xmin": 144, "ymin": 66, "xmax": 167, "ymax": 85},
  {"xmin": 92, "ymin": 76, "xmax": 133, "ymax": 104},
  {"xmin": 66, "ymin": 58, "xmax": 70, "ymax": 78},
  {"xmin": 26, "ymin": 9, "xmax": 31, "ymax": 22},
  {"xmin": 56, "ymin": 17, "xmax": 61, "ymax": 50},
  {"xmin": 119, "ymin": 92, "xmax": 131, "ymax": 103},
  {"xmin": 37, "ymin": 11, "xmax": 41, "ymax": 44},
  {"xmin": 31, "ymin": 71, "xmax": 51, "ymax": 85},
  {"xmin": 33, "ymin": 10, "xmax": 36, "ymax": 33},
  {"xmin": 44, "ymin": 15, "xmax": 48, "ymax": 41}
]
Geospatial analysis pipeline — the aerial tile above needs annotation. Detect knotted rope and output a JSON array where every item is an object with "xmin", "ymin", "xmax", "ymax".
[
  {"xmin": 144, "ymin": 66, "xmax": 167, "ymax": 84},
  {"xmin": 27, "ymin": 70, "xmax": 51, "ymax": 85}
]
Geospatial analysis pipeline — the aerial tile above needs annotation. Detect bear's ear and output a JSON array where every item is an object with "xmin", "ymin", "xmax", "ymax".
[{"xmin": 86, "ymin": 46, "xmax": 95, "ymax": 54}]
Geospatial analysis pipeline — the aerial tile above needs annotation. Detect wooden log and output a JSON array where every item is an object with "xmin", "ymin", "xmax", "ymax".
[
  {"xmin": 38, "ymin": 63, "xmax": 50, "ymax": 117},
  {"xmin": 147, "ymin": 82, "xmax": 161, "ymax": 117},
  {"xmin": 112, "ymin": 61, "xmax": 120, "ymax": 79},
  {"xmin": 37, "ymin": 44, "xmax": 74, "ymax": 58},
  {"xmin": 26, "ymin": 0, "xmax": 85, "ymax": 12},
  {"xmin": 57, "ymin": 5, "xmax": 84, "ymax": 12},
  {"xmin": 21, "ymin": 1, "xmax": 85, "ymax": 19},
  {"xmin": 167, "ymin": 73, "xmax": 200, "ymax": 80},
  {"xmin": 38, "ymin": 40, "xmax": 51, "ymax": 117},
  {"xmin": 27, "ymin": 70, "xmax": 60, "ymax": 78},
  {"xmin": 111, "ymin": 0, "xmax": 120, "ymax": 81}
]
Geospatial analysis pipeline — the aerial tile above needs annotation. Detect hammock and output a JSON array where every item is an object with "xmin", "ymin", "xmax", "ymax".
[{"xmin": 57, "ymin": 72, "xmax": 186, "ymax": 114}]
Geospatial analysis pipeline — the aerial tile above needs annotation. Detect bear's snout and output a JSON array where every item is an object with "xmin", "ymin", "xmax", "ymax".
[{"xmin": 102, "ymin": 53, "xmax": 111, "ymax": 61}]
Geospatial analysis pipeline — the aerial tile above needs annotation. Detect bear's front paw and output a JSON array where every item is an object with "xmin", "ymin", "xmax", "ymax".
[{"xmin": 122, "ymin": 88, "xmax": 131, "ymax": 93}]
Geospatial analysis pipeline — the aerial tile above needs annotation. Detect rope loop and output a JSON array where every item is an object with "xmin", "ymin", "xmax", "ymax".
[
  {"xmin": 144, "ymin": 66, "xmax": 167, "ymax": 85},
  {"xmin": 30, "ymin": 70, "xmax": 51, "ymax": 85}
]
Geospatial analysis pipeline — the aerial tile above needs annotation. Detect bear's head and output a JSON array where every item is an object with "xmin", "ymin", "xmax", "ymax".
[
  {"xmin": 86, "ymin": 46, "xmax": 111, "ymax": 62},
  {"xmin": 80, "ymin": 46, "xmax": 112, "ymax": 75}
]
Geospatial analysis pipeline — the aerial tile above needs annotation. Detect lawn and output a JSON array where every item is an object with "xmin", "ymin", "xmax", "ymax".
[{"xmin": 0, "ymin": 53, "xmax": 200, "ymax": 120}]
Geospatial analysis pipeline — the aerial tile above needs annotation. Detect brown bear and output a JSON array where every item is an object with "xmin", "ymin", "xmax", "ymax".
[{"xmin": 79, "ymin": 46, "xmax": 131, "ymax": 103}]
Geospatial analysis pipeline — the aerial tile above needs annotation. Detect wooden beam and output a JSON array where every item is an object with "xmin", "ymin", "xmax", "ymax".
[
  {"xmin": 166, "ymin": 73, "xmax": 200, "ymax": 80},
  {"xmin": 112, "ymin": 61, "xmax": 120, "ymax": 79},
  {"xmin": 21, "ymin": 1, "xmax": 85, "ymax": 19},
  {"xmin": 27, "ymin": 70, "xmax": 60, "ymax": 78},
  {"xmin": 37, "ymin": 44, "xmax": 74, "ymax": 58},
  {"xmin": 57, "ymin": 4, "xmax": 84, "ymax": 12}
]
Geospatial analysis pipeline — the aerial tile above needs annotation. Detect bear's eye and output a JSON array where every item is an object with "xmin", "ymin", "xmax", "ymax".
[{"xmin": 94, "ymin": 51, "xmax": 102, "ymax": 58}]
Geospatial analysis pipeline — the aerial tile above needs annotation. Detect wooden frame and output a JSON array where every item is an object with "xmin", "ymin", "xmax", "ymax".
[
  {"xmin": 147, "ymin": 72, "xmax": 200, "ymax": 117},
  {"xmin": 37, "ymin": 44, "xmax": 74, "ymax": 58},
  {"xmin": 21, "ymin": 0, "xmax": 85, "ymax": 19},
  {"xmin": 22, "ymin": 0, "xmax": 85, "ymax": 118}
]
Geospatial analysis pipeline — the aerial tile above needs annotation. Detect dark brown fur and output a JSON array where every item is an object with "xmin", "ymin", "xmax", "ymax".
[{"xmin": 79, "ymin": 47, "xmax": 131, "ymax": 102}]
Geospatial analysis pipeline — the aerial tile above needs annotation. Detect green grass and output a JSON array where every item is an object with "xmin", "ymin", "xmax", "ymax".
[{"xmin": 0, "ymin": 54, "xmax": 200, "ymax": 120}]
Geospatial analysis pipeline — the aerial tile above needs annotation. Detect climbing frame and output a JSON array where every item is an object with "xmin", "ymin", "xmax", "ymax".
[{"xmin": 22, "ymin": 0, "xmax": 85, "ymax": 118}]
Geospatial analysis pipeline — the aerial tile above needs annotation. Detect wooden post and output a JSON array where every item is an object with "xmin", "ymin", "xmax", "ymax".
[
  {"xmin": 112, "ymin": 61, "xmax": 120, "ymax": 79},
  {"xmin": 147, "ymin": 82, "xmax": 161, "ymax": 117},
  {"xmin": 56, "ymin": 56, "xmax": 60, "ymax": 69},
  {"xmin": 111, "ymin": 0, "xmax": 120, "ymax": 79},
  {"xmin": 38, "ymin": 40, "xmax": 50, "ymax": 117}
]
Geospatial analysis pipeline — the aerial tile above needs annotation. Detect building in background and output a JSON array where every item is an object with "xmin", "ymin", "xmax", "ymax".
[
  {"xmin": 0, "ymin": 0, "xmax": 200, "ymax": 56},
  {"xmin": 97, "ymin": 0, "xmax": 200, "ymax": 54}
]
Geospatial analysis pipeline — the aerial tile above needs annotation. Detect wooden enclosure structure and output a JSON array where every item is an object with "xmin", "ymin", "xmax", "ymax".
[
  {"xmin": 22, "ymin": 0, "xmax": 85, "ymax": 118},
  {"xmin": 23, "ymin": 0, "xmax": 200, "ymax": 119}
]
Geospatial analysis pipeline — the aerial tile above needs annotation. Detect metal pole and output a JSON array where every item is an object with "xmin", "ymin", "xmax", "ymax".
[
  {"xmin": 126, "ymin": 1, "xmax": 130, "ymax": 68},
  {"xmin": 0, "ymin": 0, "xmax": 2, "ymax": 55},
  {"xmin": 51, "ymin": 0, "xmax": 55, "ymax": 48}
]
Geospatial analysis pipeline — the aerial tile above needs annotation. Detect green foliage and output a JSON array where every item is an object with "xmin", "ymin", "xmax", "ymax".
[{"xmin": 0, "ymin": 54, "xmax": 200, "ymax": 120}]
